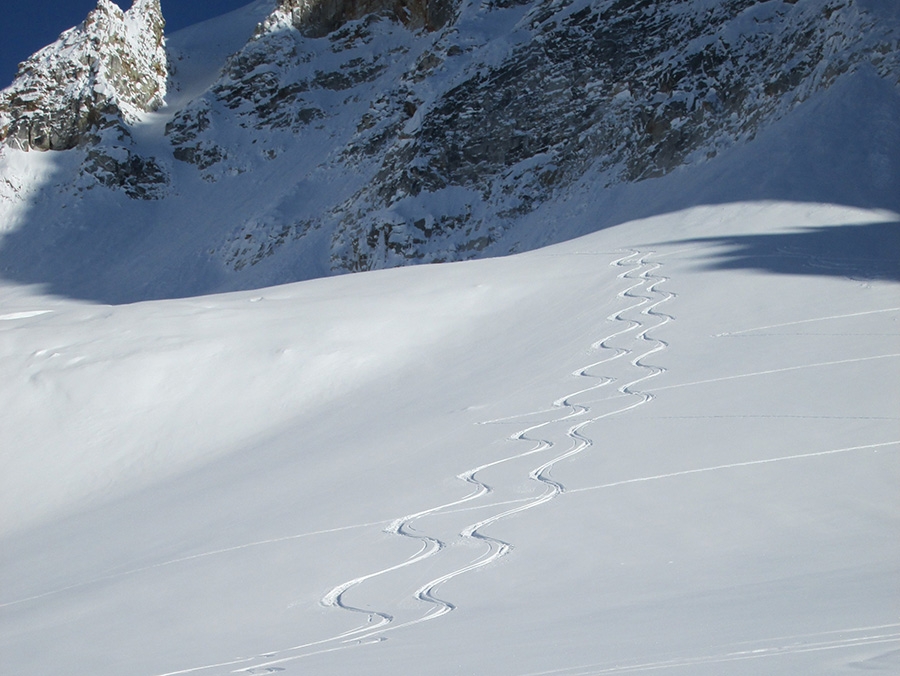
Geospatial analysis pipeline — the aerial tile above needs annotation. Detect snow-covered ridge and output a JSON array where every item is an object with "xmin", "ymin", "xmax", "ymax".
[{"xmin": 0, "ymin": 0, "xmax": 166, "ymax": 151}]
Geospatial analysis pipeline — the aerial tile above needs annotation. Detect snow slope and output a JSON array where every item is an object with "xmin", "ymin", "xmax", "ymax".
[{"xmin": 1, "ymin": 200, "xmax": 898, "ymax": 674}]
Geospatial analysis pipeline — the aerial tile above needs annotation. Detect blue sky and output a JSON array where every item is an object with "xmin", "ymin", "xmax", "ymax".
[{"xmin": 1, "ymin": 0, "xmax": 253, "ymax": 88}]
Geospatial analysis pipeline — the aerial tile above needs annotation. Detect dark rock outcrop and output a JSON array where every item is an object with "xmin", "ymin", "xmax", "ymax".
[{"xmin": 277, "ymin": 0, "xmax": 458, "ymax": 36}]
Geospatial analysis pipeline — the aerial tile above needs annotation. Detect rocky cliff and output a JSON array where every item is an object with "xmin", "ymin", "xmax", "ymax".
[
  {"xmin": 0, "ymin": 0, "xmax": 167, "ymax": 151},
  {"xmin": 0, "ymin": 0, "xmax": 169, "ymax": 199},
  {"xmin": 166, "ymin": 0, "xmax": 898, "ymax": 272},
  {"xmin": 275, "ymin": 0, "xmax": 457, "ymax": 36}
]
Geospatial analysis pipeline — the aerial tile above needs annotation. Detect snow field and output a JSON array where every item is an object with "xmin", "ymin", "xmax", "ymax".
[{"xmin": 1, "ymin": 201, "xmax": 897, "ymax": 674}]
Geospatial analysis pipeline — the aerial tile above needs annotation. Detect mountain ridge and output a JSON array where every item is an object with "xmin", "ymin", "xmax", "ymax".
[{"xmin": 0, "ymin": 0, "xmax": 897, "ymax": 302}]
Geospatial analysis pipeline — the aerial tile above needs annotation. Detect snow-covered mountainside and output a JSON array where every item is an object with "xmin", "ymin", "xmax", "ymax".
[
  {"xmin": 0, "ymin": 0, "xmax": 167, "ymax": 152},
  {"xmin": 0, "ymin": 0, "xmax": 897, "ymax": 301},
  {"xmin": 0, "ymin": 1, "xmax": 898, "ymax": 674}
]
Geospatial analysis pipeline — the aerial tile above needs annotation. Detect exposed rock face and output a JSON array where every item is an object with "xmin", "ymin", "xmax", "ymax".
[
  {"xmin": 160, "ymin": 0, "xmax": 898, "ymax": 273},
  {"xmin": 0, "ymin": 0, "xmax": 897, "ymax": 286},
  {"xmin": 82, "ymin": 144, "xmax": 170, "ymax": 200},
  {"xmin": 327, "ymin": 0, "xmax": 898, "ymax": 271},
  {"xmin": 0, "ymin": 0, "xmax": 167, "ymax": 152},
  {"xmin": 275, "ymin": 0, "xmax": 457, "ymax": 36}
]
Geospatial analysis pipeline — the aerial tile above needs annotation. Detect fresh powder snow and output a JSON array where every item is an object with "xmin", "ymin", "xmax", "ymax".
[{"xmin": 1, "ymin": 200, "xmax": 897, "ymax": 675}]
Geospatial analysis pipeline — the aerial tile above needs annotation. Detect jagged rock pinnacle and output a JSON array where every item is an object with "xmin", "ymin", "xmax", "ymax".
[{"xmin": 0, "ymin": 0, "xmax": 168, "ymax": 151}]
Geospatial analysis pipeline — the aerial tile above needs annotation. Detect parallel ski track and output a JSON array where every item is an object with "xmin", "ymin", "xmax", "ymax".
[
  {"xmin": 297, "ymin": 252, "xmax": 670, "ymax": 661},
  {"xmin": 403, "ymin": 251, "xmax": 673, "ymax": 633},
  {"xmin": 396, "ymin": 251, "xmax": 677, "ymax": 627},
  {"xmin": 155, "ymin": 250, "xmax": 676, "ymax": 675}
]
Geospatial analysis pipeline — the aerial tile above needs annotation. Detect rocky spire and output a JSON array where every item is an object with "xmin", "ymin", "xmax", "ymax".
[{"xmin": 0, "ymin": 0, "xmax": 168, "ymax": 151}]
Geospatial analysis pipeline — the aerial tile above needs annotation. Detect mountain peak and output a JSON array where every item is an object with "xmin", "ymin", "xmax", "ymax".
[{"xmin": 0, "ymin": 0, "xmax": 167, "ymax": 151}]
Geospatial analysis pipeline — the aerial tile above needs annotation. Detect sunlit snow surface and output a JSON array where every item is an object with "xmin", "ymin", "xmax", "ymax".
[
  {"xmin": 1, "ymin": 2, "xmax": 899, "ymax": 672},
  {"xmin": 1, "ymin": 201, "xmax": 898, "ymax": 675}
]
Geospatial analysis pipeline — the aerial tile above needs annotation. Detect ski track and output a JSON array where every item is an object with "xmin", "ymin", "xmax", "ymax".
[
  {"xmin": 714, "ymin": 306, "xmax": 900, "ymax": 337},
  {"xmin": 652, "ymin": 353, "xmax": 900, "ymax": 393},
  {"xmin": 345, "ymin": 250, "xmax": 675, "ymax": 642},
  {"xmin": 203, "ymin": 250, "xmax": 677, "ymax": 673},
  {"xmin": 16, "ymin": 438, "xmax": 892, "ymax": 621},
  {"xmin": 12, "ymin": 243, "xmax": 896, "ymax": 675},
  {"xmin": 4, "ymin": 251, "xmax": 674, "ymax": 676},
  {"xmin": 518, "ymin": 624, "xmax": 900, "ymax": 675}
]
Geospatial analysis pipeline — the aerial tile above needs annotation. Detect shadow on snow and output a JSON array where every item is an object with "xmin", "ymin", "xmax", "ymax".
[{"xmin": 660, "ymin": 220, "xmax": 900, "ymax": 283}]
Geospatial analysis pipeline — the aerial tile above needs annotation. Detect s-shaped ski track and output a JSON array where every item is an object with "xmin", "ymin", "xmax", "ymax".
[
  {"xmin": 336, "ymin": 250, "xmax": 676, "ymax": 647},
  {"xmin": 156, "ymin": 250, "xmax": 676, "ymax": 675}
]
